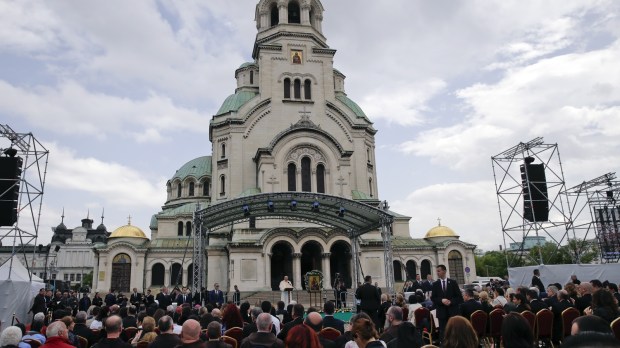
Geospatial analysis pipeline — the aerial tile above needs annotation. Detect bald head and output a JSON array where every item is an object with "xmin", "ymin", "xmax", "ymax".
[
  {"xmin": 304, "ymin": 311, "xmax": 323, "ymax": 332},
  {"xmin": 46, "ymin": 321, "xmax": 67, "ymax": 338},
  {"xmin": 181, "ymin": 319, "xmax": 201, "ymax": 343},
  {"xmin": 256, "ymin": 313, "xmax": 272, "ymax": 332}
]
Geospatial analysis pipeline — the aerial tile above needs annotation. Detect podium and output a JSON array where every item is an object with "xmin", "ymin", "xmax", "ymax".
[{"xmin": 284, "ymin": 288, "xmax": 294, "ymax": 304}]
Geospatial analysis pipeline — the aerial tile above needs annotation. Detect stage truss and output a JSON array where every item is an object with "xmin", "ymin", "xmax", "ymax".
[
  {"xmin": 564, "ymin": 173, "xmax": 620, "ymax": 263},
  {"xmin": 492, "ymin": 138, "xmax": 576, "ymax": 266},
  {"xmin": 0, "ymin": 124, "xmax": 49, "ymax": 278}
]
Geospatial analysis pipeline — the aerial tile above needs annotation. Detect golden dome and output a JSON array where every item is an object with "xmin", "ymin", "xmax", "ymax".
[
  {"xmin": 109, "ymin": 224, "xmax": 148, "ymax": 239},
  {"xmin": 424, "ymin": 223, "xmax": 458, "ymax": 238}
]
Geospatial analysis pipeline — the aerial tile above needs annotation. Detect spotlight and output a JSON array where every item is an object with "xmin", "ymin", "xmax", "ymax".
[
  {"xmin": 3, "ymin": 148, "xmax": 17, "ymax": 158},
  {"xmin": 242, "ymin": 204, "xmax": 251, "ymax": 216},
  {"xmin": 290, "ymin": 200, "xmax": 297, "ymax": 211},
  {"xmin": 311, "ymin": 201, "xmax": 320, "ymax": 212},
  {"xmin": 267, "ymin": 200, "xmax": 275, "ymax": 212},
  {"xmin": 54, "ymin": 245, "xmax": 60, "ymax": 252},
  {"xmin": 337, "ymin": 207, "xmax": 345, "ymax": 217}
]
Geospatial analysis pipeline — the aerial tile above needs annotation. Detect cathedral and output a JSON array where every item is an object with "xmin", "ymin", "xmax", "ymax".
[{"xmin": 91, "ymin": 0, "xmax": 477, "ymax": 295}]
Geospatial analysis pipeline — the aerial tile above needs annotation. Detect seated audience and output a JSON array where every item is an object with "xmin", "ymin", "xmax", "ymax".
[
  {"xmin": 149, "ymin": 315, "xmax": 181, "ymax": 348},
  {"xmin": 240, "ymin": 312, "xmax": 284, "ymax": 348},
  {"xmin": 501, "ymin": 312, "xmax": 534, "ymax": 348}
]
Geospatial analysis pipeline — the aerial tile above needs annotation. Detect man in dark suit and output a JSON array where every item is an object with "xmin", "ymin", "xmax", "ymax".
[
  {"xmin": 527, "ymin": 289, "xmax": 547, "ymax": 313},
  {"xmin": 209, "ymin": 283, "xmax": 224, "ymax": 308},
  {"xmin": 306, "ymin": 312, "xmax": 336, "ymax": 348},
  {"xmin": 422, "ymin": 274, "xmax": 433, "ymax": 294},
  {"xmin": 355, "ymin": 275, "xmax": 381, "ymax": 329},
  {"xmin": 78, "ymin": 292, "xmax": 91, "ymax": 312},
  {"xmin": 240, "ymin": 313, "xmax": 284, "ymax": 348},
  {"xmin": 73, "ymin": 311, "xmax": 97, "ymax": 348},
  {"xmin": 551, "ymin": 290, "xmax": 574, "ymax": 344},
  {"xmin": 459, "ymin": 288, "xmax": 483, "ymax": 320},
  {"xmin": 104, "ymin": 289, "xmax": 117, "ymax": 307},
  {"xmin": 129, "ymin": 287, "xmax": 142, "ymax": 307},
  {"xmin": 156, "ymin": 287, "xmax": 172, "ymax": 310},
  {"xmin": 322, "ymin": 301, "xmax": 345, "ymax": 334},
  {"xmin": 531, "ymin": 269, "xmax": 545, "ymax": 293},
  {"xmin": 144, "ymin": 289, "xmax": 155, "ymax": 307},
  {"xmin": 176, "ymin": 287, "xmax": 192, "ymax": 305},
  {"xmin": 431, "ymin": 264, "xmax": 463, "ymax": 342},
  {"xmin": 277, "ymin": 303, "xmax": 304, "ymax": 340},
  {"xmin": 30, "ymin": 288, "xmax": 47, "ymax": 320},
  {"xmin": 411, "ymin": 274, "xmax": 423, "ymax": 292},
  {"xmin": 575, "ymin": 282, "xmax": 593, "ymax": 314}
]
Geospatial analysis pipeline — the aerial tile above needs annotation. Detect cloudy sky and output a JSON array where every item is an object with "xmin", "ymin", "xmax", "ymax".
[{"xmin": 1, "ymin": 0, "xmax": 619, "ymax": 252}]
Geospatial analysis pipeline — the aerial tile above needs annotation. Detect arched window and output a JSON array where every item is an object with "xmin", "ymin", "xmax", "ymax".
[
  {"xmin": 203, "ymin": 180, "xmax": 210, "ymax": 196},
  {"xmin": 421, "ymin": 259, "xmax": 432, "ymax": 279},
  {"xmin": 151, "ymin": 263, "xmax": 165, "ymax": 286},
  {"xmin": 393, "ymin": 260, "xmax": 403, "ymax": 282},
  {"xmin": 367, "ymin": 148, "xmax": 371, "ymax": 162},
  {"xmin": 301, "ymin": 156, "xmax": 311, "ymax": 192},
  {"xmin": 220, "ymin": 176, "xmax": 226, "ymax": 195},
  {"xmin": 250, "ymin": 71, "xmax": 254, "ymax": 84},
  {"xmin": 288, "ymin": 1, "xmax": 300, "ymax": 23},
  {"xmin": 170, "ymin": 263, "xmax": 182, "ymax": 286},
  {"xmin": 304, "ymin": 79, "xmax": 311, "ymax": 99},
  {"xmin": 287, "ymin": 163, "xmax": 296, "ymax": 191},
  {"xmin": 186, "ymin": 221, "xmax": 192, "ymax": 236},
  {"xmin": 406, "ymin": 260, "xmax": 417, "ymax": 280},
  {"xmin": 369, "ymin": 178, "xmax": 373, "ymax": 197},
  {"xmin": 188, "ymin": 182, "xmax": 195, "ymax": 196},
  {"xmin": 448, "ymin": 250, "xmax": 465, "ymax": 285},
  {"xmin": 177, "ymin": 221, "xmax": 183, "ymax": 236},
  {"xmin": 177, "ymin": 183, "xmax": 182, "ymax": 198},
  {"xmin": 270, "ymin": 4, "xmax": 279, "ymax": 27},
  {"xmin": 316, "ymin": 164, "xmax": 325, "ymax": 193},
  {"xmin": 284, "ymin": 78, "xmax": 291, "ymax": 98},
  {"xmin": 221, "ymin": 143, "xmax": 226, "ymax": 158},
  {"xmin": 294, "ymin": 79, "xmax": 301, "ymax": 99}
]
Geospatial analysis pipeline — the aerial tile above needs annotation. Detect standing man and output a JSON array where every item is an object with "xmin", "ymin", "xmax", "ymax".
[
  {"xmin": 209, "ymin": 283, "xmax": 224, "ymax": 308},
  {"xmin": 104, "ymin": 289, "xmax": 116, "ymax": 307},
  {"xmin": 431, "ymin": 264, "xmax": 463, "ymax": 342},
  {"xmin": 422, "ymin": 274, "xmax": 433, "ymax": 295},
  {"xmin": 355, "ymin": 275, "xmax": 381, "ymax": 330},
  {"xmin": 144, "ymin": 289, "xmax": 154, "ymax": 307},
  {"xmin": 411, "ymin": 274, "xmax": 423, "ymax": 292},
  {"xmin": 156, "ymin": 287, "xmax": 172, "ymax": 310},
  {"xmin": 531, "ymin": 269, "xmax": 545, "ymax": 293},
  {"xmin": 177, "ymin": 287, "xmax": 192, "ymax": 305},
  {"xmin": 279, "ymin": 276, "xmax": 293, "ymax": 304},
  {"xmin": 30, "ymin": 288, "xmax": 47, "ymax": 321},
  {"xmin": 130, "ymin": 287, "xmax": 142, "ymax": 308},
  {"xmin": 78, "ymin": 292, "xmax": 91, "ymax": 312},
  {"xmin": 232, "ymin": 285, "xmax": 241, "ymax": 306}
]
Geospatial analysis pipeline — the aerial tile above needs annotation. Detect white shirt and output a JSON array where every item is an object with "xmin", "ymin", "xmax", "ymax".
[{"xmin": 492, "ymin": 296, "xmax": 508, "ymax": 306}]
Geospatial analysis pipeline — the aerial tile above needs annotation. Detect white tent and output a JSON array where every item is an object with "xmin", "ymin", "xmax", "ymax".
[{"xmin": 0, "ymin": 257, "xmax": 45, "ymax": 331}]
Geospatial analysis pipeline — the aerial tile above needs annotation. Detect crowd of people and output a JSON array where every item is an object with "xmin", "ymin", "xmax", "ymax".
[{"xmin": 1, "ymin": 267, "xmax": 619, "ymax": 348}]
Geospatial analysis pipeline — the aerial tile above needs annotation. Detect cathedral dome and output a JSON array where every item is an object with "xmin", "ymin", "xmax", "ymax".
[
  {"xmin": 170, "ymin": 156, "xmax": 212, "ymax": 182},
  {"xmin": 109, "ymin": 224, "xmax": 148, "ymax": 239},
  {"xmin": 424, "ymin": 224, "xmax": 458, "ymax": 238}
]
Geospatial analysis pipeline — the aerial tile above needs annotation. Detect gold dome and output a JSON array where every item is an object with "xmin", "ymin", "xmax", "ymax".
[
  {"xmin": 424, "ymin": 223, "xmax": 458, "ymax": 238},
  {"xmin": 109, "ymin": 224, "xmax": 148, "ymax": 239}
]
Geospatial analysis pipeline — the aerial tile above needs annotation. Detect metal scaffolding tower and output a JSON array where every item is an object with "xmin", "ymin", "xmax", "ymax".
[
  {"xmin": 492, "ymin": 138, "xmax": 575, "ymax": 266},
  {"xmin": 0, "ymin": 124, "xmax": 49, "ymax": 278}
]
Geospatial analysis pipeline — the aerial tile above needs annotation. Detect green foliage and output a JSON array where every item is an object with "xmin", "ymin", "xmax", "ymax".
[
  {"xmin": 82, "ymin": 271, "xmax": 93, "ymax": 287},
  {"xmin": 475, "ymin": 251, "xmax": 508, "ymax": 278}
]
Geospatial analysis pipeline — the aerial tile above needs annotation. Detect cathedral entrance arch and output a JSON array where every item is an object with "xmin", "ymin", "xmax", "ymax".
[
  {"xmin": 448, "ymin": 250, "xmax": 465, "ymax": 285},
  {"xmin": 406, "ymin": 260, "xmax": 417, "ymax": 280},
  {"xmin": 300, "ymin": 241, "xmax": 322, "ymax": 290},
  {"xmin": 329, "ymin": 241, "xmax": 351, "ymax": 288},
  {"xmin": 111, "ymin": 253, "xmax": 131, "ymax": 293},
  {"xmin": 271, "ymin": 242, "xmax": 294, "ymax": 290},
  {"xmin": 421, "ymin": 259, "xmax": 431, "ymax": 279}
]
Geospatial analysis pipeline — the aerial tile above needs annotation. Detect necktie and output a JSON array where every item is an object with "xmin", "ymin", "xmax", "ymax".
[
  {"xmin": 442, "ymin": 280, "xmax": 446, "ymax": 292},
  {"xmin": 183, "ymin": 295, "xmax": 186, "ymax": 302}
]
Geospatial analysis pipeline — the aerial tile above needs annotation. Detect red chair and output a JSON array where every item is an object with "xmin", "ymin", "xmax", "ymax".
[
  {"xmin": 487, "ymin": 308, "xmax": 505, "ymax": 347},
  {"xmin": 521, "ymin": 310, "xmax": 536, "ymax": 333},
  {"xmin": 413, "ymin": 307, "xmax": 432, "ymax": 343},
  {"xmin": 535, "ymin": 309, "xmax": 554, "ymax": 347},
  {"xmin": 319, "ymin": 327, "xmax": 341, "ymax": 341},
  {"xmin": 561, "ymin": 307, "xmax": 580, "ymax": 339},
  {"xmin": 610, "ymin": 317, "xmax": 620, "ymax": 341},
  {"xmin": 470, "ymin": 310, "xmax": 488, "ymax": 343},
  {"xmin": 77, "ymin": 335, "xmax": 88, "ymax": 348},
  {"xmin": 224, "ymin": 327, "xmax": 243, "ymax": 344},
  {"xmin": 220, "ymin": 335, "xmax": 237, "ymax": 348},
  {"xmin": 137, "ymin": 341, "xmax": 149, "ymax": 348},
  {"xmin": 123, "ymin": 327, "xmax": 139, "ymax": 340}
]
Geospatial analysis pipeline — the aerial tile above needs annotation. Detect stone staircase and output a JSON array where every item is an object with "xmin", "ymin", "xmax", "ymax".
[{"xmin": 239, "ymin": 290, "xmax": 354, "ymax": 309}]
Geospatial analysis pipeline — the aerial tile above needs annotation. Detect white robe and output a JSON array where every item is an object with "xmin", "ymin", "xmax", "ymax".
[{"xmin": 279, "ymin": 279, "xmax": 293, "ymax": 303}]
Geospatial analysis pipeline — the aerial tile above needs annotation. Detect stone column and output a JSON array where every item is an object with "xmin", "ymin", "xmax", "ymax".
[
  {"xmin": 301, "ymin": 4, "xmax": 311, "ymax": 25},
  {"xmin": 165, "ymin": 268, "xmax": 170, "ymax": 287},
  {"xmin": 265, "ymin": 253, "xmax": 272, "ymax": 290},
  {"xmin": 322, "ymin": 253, "xmax": 331, "ymax": 289},
  {"xmin": 315, "ymin": 13, "xmax": 323, "ymax": 33},
  {"xmin": 293, "ymin": 253, "xmax": 302, "ymax": 290},
  {"xmin": 278, "ymin": 1, "xmax": 287, "ymax": 24}
]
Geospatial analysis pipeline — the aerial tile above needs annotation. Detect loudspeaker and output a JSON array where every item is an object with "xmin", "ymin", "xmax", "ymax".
[
  {"xmin": 0, "ymin": 156, "xmax": 23, "ymax": 226},
  {"xmin": 520, "ymin": 157, "xmax": 549, "ymax": 222}
]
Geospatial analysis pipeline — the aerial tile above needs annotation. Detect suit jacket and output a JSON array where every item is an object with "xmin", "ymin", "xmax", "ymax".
[
  {"xmin": 73, "ymin": 323, "xmax": 97, "ymax": 348},
  {"xmin": 208, "ymin": 289, "xmax": 224, "ymax": 306},
  {"xmin": 459, "ymin": 299, "xmax": 483, "ymax": 319},
  {"xmin": 130, "ymin": 292, "xmax": 142, "ymax": 306},
  {"xmin": 240, "ymin": 332, "xmax": 284, "ymax": 348},
  {"xmin": 431, "ymin": 278, "xmax": 463, "ymax": 319},
  {"xmin": 31, "ymin": 294, "xmax": 47, "ymax": 314},
  {"xmin": 104, "ymin": 293, "xmax": 117, "ymax": 307},
  {"xmin": 531, "ymin": 276, "xmax": 545, "ymax": 292},
  {"xmin": 421, "ymin": 280, "xmax": 433, "ymax": 293},
  {"xmin": 322, "ymin": 315, "xmax": 345, "ymax": 334},
  {"xmin": 78, "ymin": 296, "xmax": 91, "ymax": 312},
  {"xmin": 156, "ymin": 292, "xmax": 171, "ymax": 309},
  {"xmin": 277, "ymin": 316, "xmax": 303, "ymax": 340},
  {"xmin": 411, "ymin": 281, "xmax": 423, "ymax": 292},
  {"xmin": 355, "ymin": 283, "xmax": 381, "ymax": 312},
  {"xmin": 575, "ymin": 294, "xmax": 592, "ymax": 314},
  {"xmin": 176, "ymin": 293, "xmax": 192, "ymax": 305},
  {"xmin": 529, "ymin": 299, "xmax": 548, "ymax": 313}
]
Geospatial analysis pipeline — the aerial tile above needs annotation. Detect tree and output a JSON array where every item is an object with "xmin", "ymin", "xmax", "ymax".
[{"xmin": 475, "ymin": 251, "xmax": 509, "ymax": 278}]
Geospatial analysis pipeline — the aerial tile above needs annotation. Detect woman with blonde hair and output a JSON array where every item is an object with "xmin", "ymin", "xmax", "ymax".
[
  {"xmin": 131, "ymin": 316, "xmax": 158, "ymax": 346},
  {"xmin": 442, "ymin": 316, "xmax": 478, "ymax": 348},
  {"xmin": 478, "ymin": 291, "xmax": 493, "ymax": 314}
]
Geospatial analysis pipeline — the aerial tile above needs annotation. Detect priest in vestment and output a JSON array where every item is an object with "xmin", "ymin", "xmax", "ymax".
[{"xmin": 279, "ymin": 276, "xmax": 293, "ymax": 304}]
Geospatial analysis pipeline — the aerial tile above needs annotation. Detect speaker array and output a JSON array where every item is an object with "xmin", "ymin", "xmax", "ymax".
[{"xmin": 0, "ymin": 156, "xmax": 23, "ymax": 226}]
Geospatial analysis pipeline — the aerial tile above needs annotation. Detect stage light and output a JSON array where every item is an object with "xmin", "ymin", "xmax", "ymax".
[
  {"xmin": 337, "ymin": 207, "xmax": 345, "ymax": 217},
  {"xmin": 54, "ymin": 245, "xmax": 60, "ymax": 252},
  {"xmin": 290, "ymin": 200, "xmax": 297, "ymax": 211},
  {"xmin": 311, "ymin": 201, "xmax": 320, "ymax": 212},
  {"xmin": 267, "ymin": 200, "xmax": 275, "ymax": 212},
  {"xmin": 242, "ymin": 204, "xmax": 251, "ymax": 216}
]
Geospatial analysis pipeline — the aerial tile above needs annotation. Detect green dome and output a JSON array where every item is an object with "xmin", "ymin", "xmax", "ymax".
[
  {"xmin": 336, "ymin": 94, "xmax": 368, "ymax": 119},
  {"xmin": 215, "ymin": 91, "xmax": 258, "ymax": 116},
  {"xmin": 238, "ymin": 62, "xmax": 256, "ymax": 69},
  {"xmin": 170, "ymin": 156, "xmax": 212, "ymax": 182}
]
